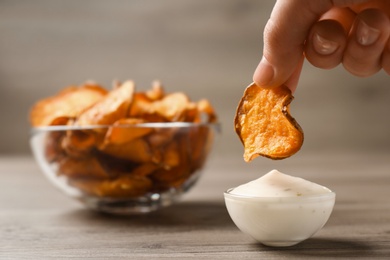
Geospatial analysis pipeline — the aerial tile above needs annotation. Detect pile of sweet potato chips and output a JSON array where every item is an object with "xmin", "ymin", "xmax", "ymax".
[{"xmin": 30, "ymin": 80, "xmax": 217, "ymax": 198}]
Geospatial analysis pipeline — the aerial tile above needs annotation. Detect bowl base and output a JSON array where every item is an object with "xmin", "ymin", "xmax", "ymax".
[
  {"xmin": 78, "ymin": 189, "xmax": 183, "ymax": 215},
  {"xmin": 261, "ymin": 241, "xmax": 302, "ymax": 247}
]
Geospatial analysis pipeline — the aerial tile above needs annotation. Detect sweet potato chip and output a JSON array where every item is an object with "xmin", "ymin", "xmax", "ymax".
[
  {"xmin": 103, "ymin": 118, "xmax": 152, "ymax": 145},
  {"xmin": 58, "ymin": 156, "xmax": 110, "ymax": 179},
  {"xmin": 75, "ymin": 80, "xmax": 135, "ymax": 127},
  {"xmin": 150, "ymin": 135, "xmax": 191, "ymax": 188},
  {"xmin": 50, "ymin": 116, "xmax": 72, "ymax": 126},
  {"xmin": 152, "ymin": 92, "xmax": 190, "ymax": 121},
  {"xmin": 71, "ymin": 175, "xmax": 152, "ymax": 198},
  {"xmin": 128, "ymin": 92, "xmax": 166, "ymax": 122},
  {"xmin": 99, "ymin": 138, "xmax": 160, "ymax": 164},
  {"xmin": 146, "ymin": 128, "xmax": 176, "ymax": 148},
  {"xmin": 161, "ymin": 141, "xmax": 181, "ymax": 169},
  {"xmin": 151, "ymin": 167, "xmax": 190, "ymax": 189},
  {"xmin": 30, "ymin": 83, "xmax": 107, "ymax": 126},
  {"xmin": 61, "ymin": 130, "xmax": 97, "ymax": 158},
  {"xmin": 180, "ymin": 102, "xmax": 199, "ymax": 122},
  {"xmin": 146, "ymin": 80, "xmax": 165, "ymax": 101},
  {"xmin": 235, "ymin": 82, "xmax": 303, "ymax": 161},
  {"xmin": 128, "ymin": 163, "xmax": 158, "ymax": 177},
  {"xmin": 195, "ymin": 99, "xmax": 218, "ymax": 123}
]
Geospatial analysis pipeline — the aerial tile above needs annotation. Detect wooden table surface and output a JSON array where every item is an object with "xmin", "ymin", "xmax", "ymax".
[{"xmin": 1, "ymin": 152, "xmax": 390, "ymax": 259}]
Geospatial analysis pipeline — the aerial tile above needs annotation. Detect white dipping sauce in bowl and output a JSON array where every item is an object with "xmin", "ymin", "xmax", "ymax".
[{"xmin": 224, "ymin": 169, "xmax": 336, "ymax": 247}]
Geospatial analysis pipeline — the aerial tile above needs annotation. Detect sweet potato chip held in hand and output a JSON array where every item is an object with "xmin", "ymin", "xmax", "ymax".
[{"xmin": 235, "ymin": 82, "xmax": 303, "ymax": 161}]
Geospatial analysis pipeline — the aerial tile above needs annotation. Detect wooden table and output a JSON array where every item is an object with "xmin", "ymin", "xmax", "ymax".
[{"xmin": 1, "ymin": 152, "xmax": 389, "ymax": 259}]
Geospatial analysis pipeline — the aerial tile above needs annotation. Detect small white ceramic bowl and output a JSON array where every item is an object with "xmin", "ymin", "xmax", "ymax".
[{"xmin": 224, "ymin": 187, "xmax": 335, "ymax": 247}]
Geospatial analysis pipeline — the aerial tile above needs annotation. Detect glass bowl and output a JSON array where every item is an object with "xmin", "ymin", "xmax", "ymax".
[
  {"xmin": 30, "ymin": 122, "xmax": 219, "ymax": 214},
  {"xmin": 224, "ymin": 187, "xmax": 335, "ymax": 247}
]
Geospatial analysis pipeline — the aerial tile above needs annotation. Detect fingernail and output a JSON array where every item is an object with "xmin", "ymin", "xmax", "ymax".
[
  {"xmin": 313, "ymin": 33, "xmax": 339, "ymax": 55},
  {"xmin": 356, "ymin": 19, "xmax": 381, "ymax": 46},
  {"xmin": 254, "ymin": 57, "xmax": 274, "ymax": 87}
]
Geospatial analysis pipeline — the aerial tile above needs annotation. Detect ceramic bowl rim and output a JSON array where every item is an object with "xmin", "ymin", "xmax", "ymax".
[{"xmin": 224, "ymin": 187, "xmax": 336, "ymax": 203}]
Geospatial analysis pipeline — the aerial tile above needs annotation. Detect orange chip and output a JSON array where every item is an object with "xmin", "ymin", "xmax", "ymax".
[
  {"xmin": 161, "ymin": 141, "xmax": 181, "ymax": 169},
  {"xmin": 234, "ymin": 83, "xmax": 303, "ymax": 161},
  {"xmin": 152, "ymin": 92, "xmax": 190, "ymax": 121},
  {"xmin": 146, "ymin": 80, "xmax": 165, "ymax": 101},
  {"xmin": 103, "ymin": 118, "xmax": 152, "ymax": 145},
  {"xmin": 29, "ymin": 83, "xmax": 107, "ymax": 127},
  {"xmin": 151, "ymin": 167, "xmax": 190, "ymax": 189},
  {"xmin": 50, "ymin": 116, "xmax": 72, "ymax": 126},
  {"xmin": 128, "ymin": 163, "xmax": 158, "ymax": 177},
  {"xmin": 58, "ymin": 156, "xmax": 110, "ymax": 179},
  {"xmin": 99, "ymin": 138, "xmax": 161, "ymax": 164},
  {"xmin": 146, "ymin": 128, "xmax": 176, "ymax": 148},
  {"xmin": 70, "ymin": 175, "xmax": 152, "ymax": 198},
  {"xmin": 194, "ymin": 99, "xmax": 218, "ymax": 123},
  {"xmin": 75, "ymin": 80, "xmax": 135, "ymax": 127},
  {"xmin": 150, "ymin": 135, "xmax": 191, "ymax": 188},
  {"xmin": 128, "ymin": 92, "xmax": 166, "ymax": 122},
  {"xmin": 180, "ymin": 102, "xmax": 200, "ymax": 122},
  {"xmin": 61, "ymin": 130, "xmax": 97, "ymax": 158},
  {"xmin": 128, "ymin": 91, "xmax": 192, "ymax": 122}
]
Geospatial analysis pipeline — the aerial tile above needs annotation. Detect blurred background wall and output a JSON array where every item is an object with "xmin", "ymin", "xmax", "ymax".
[{"xmin": 1, "ymin": 0, "xmax": 389, "ymax": 157}]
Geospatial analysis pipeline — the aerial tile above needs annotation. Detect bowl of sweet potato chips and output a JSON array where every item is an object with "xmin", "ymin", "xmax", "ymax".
[{"xmin": 29, "ymin": 80, "xmax": 219, "ymax": 214}]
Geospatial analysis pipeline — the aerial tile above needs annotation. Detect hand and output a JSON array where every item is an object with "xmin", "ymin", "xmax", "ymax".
[{"xmin": 253, "ymin": 0, "xmax": 390, "ymax": 93}]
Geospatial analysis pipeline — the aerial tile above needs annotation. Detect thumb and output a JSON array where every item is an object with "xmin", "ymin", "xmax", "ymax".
[{"xmin": 253, "ymin": 0, "xmax": 367, "ymax": 90}]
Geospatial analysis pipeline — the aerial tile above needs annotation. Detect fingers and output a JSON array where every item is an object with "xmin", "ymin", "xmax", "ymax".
[
  {"xmin": 253, "ymin": 0, "xmax": 333, "ymax": 88},
  {"xmin": 254, "ymin": 0, "xmax": 390, "ymax": 93},
  {"xmin": 305, "ymin": 7, "xmax": 390, "ymax": 76},
  {"xmin": 305, "ymin": 20, "xmax": 348, "ymax": 69},
  {"xmin": 343, "ymin": 8, "xmax": 390, "ymax": 76},
  {"xmin": 304, "ymin": 8, "xmax": 355, "ymax": 69},
  {"xmin": 284, "ymin": 55, "xmax": 304, "ymax": 94}
]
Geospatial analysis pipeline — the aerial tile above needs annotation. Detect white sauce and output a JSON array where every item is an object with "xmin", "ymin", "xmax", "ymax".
[
  {"xmin": 230, "ymin": 169, "xmax": 330, "ymax": 197},
  {"xmin": 224, "ymin": 169, "xmax": 335, "ymax": 246}
]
